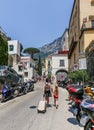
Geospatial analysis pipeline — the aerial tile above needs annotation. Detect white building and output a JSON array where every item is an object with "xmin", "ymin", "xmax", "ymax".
[
  {"xmin": 8, "ymin": 40, "xmax": 36, "ymax": 82},
  {"xmin": 8, "ymin": 40, "xmax": 21, "ymax": 56},
  {"xmin": 52, "ymin": 54, "xmax": 68, "ymax": 75},
  {"xmin": 18, "ymin": 56, "xmax": 36, "ymax": 82},
  {"xmin": 45, "ymin": 29, "xmax": 69, "ymax": 81},
  {"xmin": 8, "ymin": 40, "xmax": 21, "ymax": 66},
  {"xmin": 45, "ymin": 51, "xmax": 68, "ymax": 82},
  {"xmin": 51, "ymin": 53, "xmax": 68, "ymax": 81}
]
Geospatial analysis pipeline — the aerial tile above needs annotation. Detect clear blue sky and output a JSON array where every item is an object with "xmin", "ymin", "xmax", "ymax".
[{"xmin": 0, "ymin": 0, "xmax": 74, "ymax": 49}]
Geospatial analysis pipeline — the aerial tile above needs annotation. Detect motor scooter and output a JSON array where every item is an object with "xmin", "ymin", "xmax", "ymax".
[
  {"xmin": 25, "ymin": 80, "xmax": 34, "ymax": 92},
  {"xmin": 80, "ymin": 97, "xmax": 94, "ymax": 130},
  {"xmin": 1, "ymin": 84, "xmax": 15, "ymax": 102},
  {"xmin": 74, "ymin": 86, "xmax": 94, "ymax": 130},
  {"xmin": 16, "ymin": 83, "xmax": 27, "ymax": 96}
]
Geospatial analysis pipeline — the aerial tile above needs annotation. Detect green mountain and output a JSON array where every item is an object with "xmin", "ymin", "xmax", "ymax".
[{"xmin": 34, "ymin": 36, "xmax": 62, "ymax": 59}]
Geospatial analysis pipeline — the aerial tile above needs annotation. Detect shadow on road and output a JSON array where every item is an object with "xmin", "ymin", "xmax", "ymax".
[
  {"xmin": 29, "ymin": 105, "xmax": 37, "ymax": 109},
  {"xmin": 47, "ymin": 104, "xmax": 52, "ymax": 107},
  {"xmin": 67, "ymin": 117, "xmax": 78, "ymax": 125},
  {"xmin": 68, "ymin": 106, "xmax": 73, "ymax": 113}
]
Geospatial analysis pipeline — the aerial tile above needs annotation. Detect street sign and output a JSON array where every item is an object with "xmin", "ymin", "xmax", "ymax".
[{"xmin": 79, "ymin": 58, "xmax": 87, "ymax": 70}]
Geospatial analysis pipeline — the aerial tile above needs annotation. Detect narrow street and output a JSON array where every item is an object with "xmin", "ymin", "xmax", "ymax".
[{"xmin": 0, "ymin": 81, "xmax": 83, "ymax": 130}]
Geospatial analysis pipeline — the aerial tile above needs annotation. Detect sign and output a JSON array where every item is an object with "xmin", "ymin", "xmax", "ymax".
[
  {"xmin": 79, "ymin": 58, "xmax": 87, "ymax": 70},
  {"xmin": 73, "ymin": 64, "xmax": 78, "ymax": 71},
  {"xmin": 21, "ymin": 58, "xmax": 30, "ymax": 62}
]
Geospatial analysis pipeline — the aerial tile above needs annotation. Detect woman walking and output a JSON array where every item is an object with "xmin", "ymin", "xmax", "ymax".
[
  {"xmin": 43, "ymin": 82, "xmax": 52, "ymax": 105},
  {"xmin": 53, "ymin": 84, "xmax": 59, "ymax": 109}
]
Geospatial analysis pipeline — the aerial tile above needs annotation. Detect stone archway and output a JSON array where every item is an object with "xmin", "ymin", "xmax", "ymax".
[{"xmin": 55, "ymin": 69, "xmax": 68, "ymax": 82}]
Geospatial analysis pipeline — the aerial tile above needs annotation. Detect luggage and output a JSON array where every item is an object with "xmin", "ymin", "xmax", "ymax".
[{"xmin": 37, "ymin": 100, "xmax": 46, "ymax": 113}]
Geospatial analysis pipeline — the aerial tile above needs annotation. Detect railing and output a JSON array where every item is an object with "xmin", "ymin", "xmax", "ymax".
[{"xmin": 81, "ymin": 20, "xmax": 94, "ymax": 31}]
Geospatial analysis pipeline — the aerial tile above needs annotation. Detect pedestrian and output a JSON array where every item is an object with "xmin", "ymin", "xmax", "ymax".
[
  {"xmin": 46, "ymin": 77, "xmax": 52, "ymax": 84},
  {"xmin": 53, "ymin": 84, "xmax": 59, "ymax": 109},
  {"xmin": 43, "ymin": 82, "xmax": 52, "ymax": 106},
  {"xmin": 46, "ymin": 77, "xmax": 49, "ymax": 83}
]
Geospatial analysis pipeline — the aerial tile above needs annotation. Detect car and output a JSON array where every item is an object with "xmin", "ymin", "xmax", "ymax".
[{"xmin": 0, "ymin": 65, "xmax": 21, "ymax": 87}]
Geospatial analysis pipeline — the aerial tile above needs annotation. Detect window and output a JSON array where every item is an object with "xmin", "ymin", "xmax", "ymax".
[
  {"xmin": 91, "ymin": 20, "xmax": 94, "ymax": 27},
  {"xmin": 9, "ymin": 45, "xmax": 14, "ymax": 51},
  {"xmin": 24, "ymin": 72, "xmax": 28, "ymax": 77},
  {"xmin": 18, "ymin": 66, "xmax": 23, "ymax": 71},
  {"xmin": 48, "ymin": 61, "xmax": 50, "ymax": 66},
  {"xmin": 59, "ymin": 60, "xmax": 65, "ymax": 67}
]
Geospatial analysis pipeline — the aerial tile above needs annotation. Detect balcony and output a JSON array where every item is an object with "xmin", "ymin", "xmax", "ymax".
[{"xmin": 80, "ymin": 20, "xmax": 94, "ymax": 34}]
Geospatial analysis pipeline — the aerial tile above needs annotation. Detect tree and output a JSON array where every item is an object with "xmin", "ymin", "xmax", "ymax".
[
  {"xmin": 23, "ymin": 47, "xmax": 40, "ymax": 59},
  {"xmin": 37, "ymin": 55, "xmax": 42, "ymax": 76},
  {"xmin": 0, "ymin": 35, "xmax": 8, "ymax": 65},
  {"xmin": 69, "ymin": 70, "xmax": 89, "ymax": 84}
]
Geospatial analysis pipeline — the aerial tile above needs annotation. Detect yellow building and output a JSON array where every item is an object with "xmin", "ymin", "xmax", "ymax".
[
  {"xmin": 45, "ymin": 55, "xmax": 52, "ymax": 76},
  {"xmin": 68, "ymin": 0, "xmax": 94, "ymax": 71}
]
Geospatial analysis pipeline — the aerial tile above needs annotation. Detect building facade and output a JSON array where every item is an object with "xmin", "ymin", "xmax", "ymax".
[
  {"xmin": 61, "ymin": 29, "xmax": 69, "ymax": 51},
  {"xmin": 8, "ymin": 40, "xmax": 21, "ymax": 66},
  {"xmin": 45, "ymin": 55, "xmax": 52, "ymax": 77},
  {"xmin": 8, "ymin": 40, "xmax": 36, "ymax": 81},
  {"xmin": 68, "ymin": 0, "xmax": 94, "ymax": 72}
]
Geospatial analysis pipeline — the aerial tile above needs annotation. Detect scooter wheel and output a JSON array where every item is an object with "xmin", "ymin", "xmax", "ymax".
[
  {"xmin": 13, "ymin": 89, "xmax": 19, "ymax": 97},
  {"xmin": 84, "ymin": 120, "xmax": 92, "ymax": 130}
]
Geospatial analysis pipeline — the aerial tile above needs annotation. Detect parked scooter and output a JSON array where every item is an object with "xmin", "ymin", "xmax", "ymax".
[
  {"xmin": 80, "ymin": 96, "xmax": 94, "ymax": 130},
  {"xmin": 66, "ymin": 84, "xmax": 85, "ymax": 123},
  {"xmin": 16, "ymin": 83, "xmax": 27, "ymax": 96},
  {"xmin": 66, "ymin": 84, "xmax": 83, "ymax": 101},
  {"xmin": 72, "ymin": 86, "xmax": 94, "ymax": 129},
  {"xmin": 1, "ymin": 84, "xmax": 15, "ymax": 102},
  {"xmin": 25, "ymin": 80, "xmax": 34, "ymax": 92},
  {"xmin": 57, "ymin": 80, "xmax": 68, "ymax": 88}
]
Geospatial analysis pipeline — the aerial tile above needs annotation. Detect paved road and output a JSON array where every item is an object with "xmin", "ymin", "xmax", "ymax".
[{"xmin": 0, "ymin": 81, "xmax": 83, "ymax": 130}]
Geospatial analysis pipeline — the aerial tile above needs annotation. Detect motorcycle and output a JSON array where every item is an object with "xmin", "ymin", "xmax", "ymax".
[
  {"xmin": 66, "ymin": 84, "xmax": 84, "ymax": 123},
  {"xmin": 16, "ymin": 83, "xmax": 27, "ymax": 96},
  {"xmin": 66, "ymin": 84, "xmax": 83, "ymax": 101},
  {"xmin": 57, "ymin": 80, "xmax": 68, "ymax": 88},
  {"xmin": 25, "ymin": 80, "xmax": 34, "ymax": 92},
  {"xmin": 74, "ymin": 86, "xmax": 94, "ymax": 129},
  {"xmin": 1, "ymin": 84, "xmax": 15, "ymax": 102},
  {"xmin": 80, "ymin": 97, "xmax": 94, "ymax": 130}
]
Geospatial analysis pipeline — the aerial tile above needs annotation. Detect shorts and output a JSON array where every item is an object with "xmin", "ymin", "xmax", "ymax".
[{"xmin": 44, "ymin": 90, "xmax": 52, "ymax": 97}]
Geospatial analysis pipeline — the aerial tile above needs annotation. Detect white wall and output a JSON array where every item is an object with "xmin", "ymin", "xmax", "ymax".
[
  {"xmin": 8, "ymin": 40, "xmax": 21, "ymax": 56},
  {"xmin": 52, "ymin": 54, "xmax": 68, "ymax": 76}
]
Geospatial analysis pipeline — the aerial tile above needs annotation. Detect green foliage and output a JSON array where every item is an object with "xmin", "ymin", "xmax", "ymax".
[
  {"xmin": 34, "ymin": 51, "xmax": 51, "ymax": 60},
  {"xmin": 36, "ymin": 55, "xmax": 42, "ymax": 76},
  {"xmin": 47, "ymin": 73, "xmax": 51, "ymax": 79},
  {"xmin": 0, "ymin": 35, "xmax": 8, "ymax": 65},
  {"xmin": 69, "ymin": 70, "xmax": 89, "ymax": 83},
  {"xmin": 23, "ymin": 47, "xmax": 40, "ymax": 59}
]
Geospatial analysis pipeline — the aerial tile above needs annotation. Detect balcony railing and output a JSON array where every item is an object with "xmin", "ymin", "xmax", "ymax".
[{"xmin": 81, "ymin": 20, "xmax": 94, "ymax": 32}]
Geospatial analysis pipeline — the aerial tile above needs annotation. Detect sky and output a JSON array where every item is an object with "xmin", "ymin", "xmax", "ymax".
[{"xmin": 0, "ymin": 0, "xmax": 74, "ymax": 49}]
